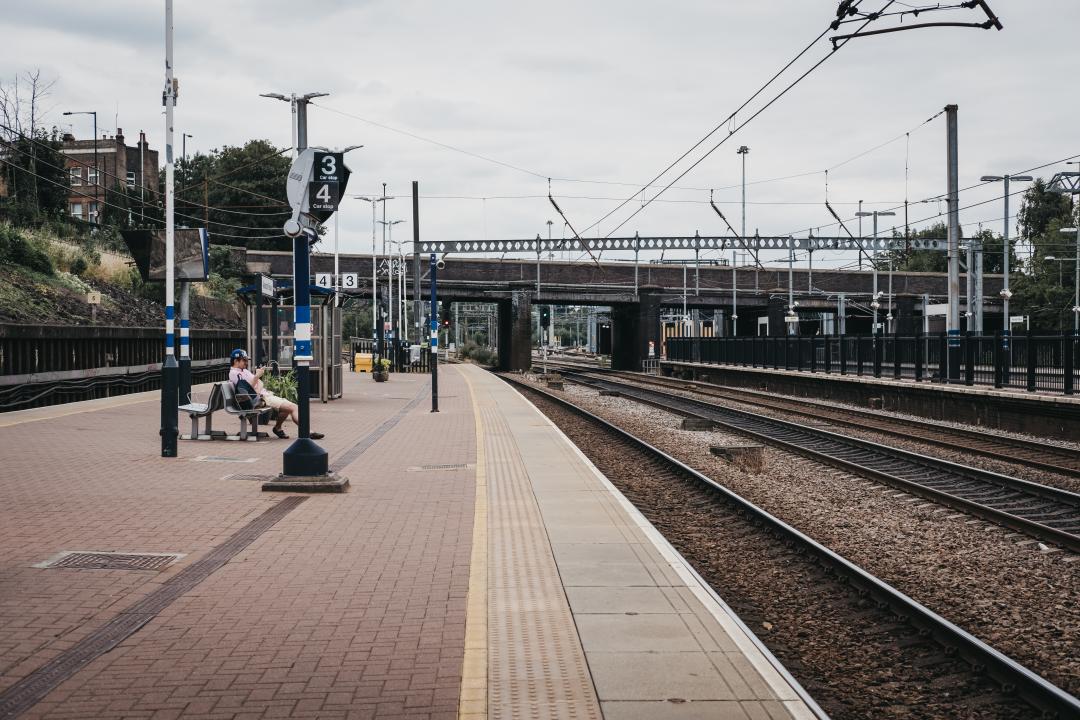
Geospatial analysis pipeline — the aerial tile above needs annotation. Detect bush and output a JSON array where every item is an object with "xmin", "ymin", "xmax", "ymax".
[
  {"xmin": 0, "ymin": 224, "xmax": 53, "ymax": 275},
  {"xmin": 70, "ymin": 257, "xmax": 89, "ymax": 277},
  {"xmin": 262, "ymin": 370, "xmax": 298, "ymax": 403}
]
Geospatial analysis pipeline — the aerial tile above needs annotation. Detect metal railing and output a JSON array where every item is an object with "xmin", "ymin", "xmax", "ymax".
[{"xmin": 666, "ymin": 333, "xmax": 1080, "ymax": 396}]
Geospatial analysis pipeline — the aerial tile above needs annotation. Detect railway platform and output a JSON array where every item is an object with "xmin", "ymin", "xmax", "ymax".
[{"xmin": 0, "ymin": 364, "xmax": 817, "ymax": 720}]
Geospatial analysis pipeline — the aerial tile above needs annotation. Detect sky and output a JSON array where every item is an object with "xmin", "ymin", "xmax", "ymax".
[{"xmin": 4, "ymin": 0, "xmax": 1077, "ymax": 269}]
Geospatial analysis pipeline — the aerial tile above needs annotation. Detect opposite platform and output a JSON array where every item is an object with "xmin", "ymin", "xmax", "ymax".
[{"xmin": 0, "ymin": 365, "xmax": 817, "ymax": 719}]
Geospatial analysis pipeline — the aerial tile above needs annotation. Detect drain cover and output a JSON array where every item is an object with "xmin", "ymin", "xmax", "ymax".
[
  {"xmin": 35, "ymin": 551, "xmax": 183, "ymax": 571},
  {"xmin": 192, "ymin": 456, "xmax": 257, "ymax": 463},
  {"xmin": 407, "ymin": 463, "xmax": 472, "ymax": 472}
]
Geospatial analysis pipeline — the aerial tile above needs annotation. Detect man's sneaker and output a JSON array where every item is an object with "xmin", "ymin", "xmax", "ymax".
[{"xmin": 310, "ymin": 431, "xmax": 325, "ymax": 440}]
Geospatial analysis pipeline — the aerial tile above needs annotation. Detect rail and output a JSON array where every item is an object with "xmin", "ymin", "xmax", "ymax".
[
  {"xmin": 666, "ymin": 333, "xmax": 1080, "ymax": 396},
  {"xmin": 501, "ymin": 373, "xmax": 1080, "ymax": 718},
  {"xmin": 560, "ymin": 371, "xmax": 1080, "ymax": 553}
]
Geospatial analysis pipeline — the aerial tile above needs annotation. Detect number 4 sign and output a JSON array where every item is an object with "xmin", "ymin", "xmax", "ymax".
[
  {"xmin": 315, "ymin": 273, "xmax": 332, "ymax": 288},
  {"xmin": 309, "ymin": 180, "xmax": 339, "ymax": 211}
]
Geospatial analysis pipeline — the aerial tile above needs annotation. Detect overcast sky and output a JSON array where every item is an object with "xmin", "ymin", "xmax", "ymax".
[{"xmin": 4, "ymin": 0, "xmax": 1077, "ymax": 268}]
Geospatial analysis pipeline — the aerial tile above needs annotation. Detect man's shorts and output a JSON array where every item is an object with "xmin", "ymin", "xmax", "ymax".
[{"xmin": 261, "ymin": 391, "xmax": 289, "ymax": 411}]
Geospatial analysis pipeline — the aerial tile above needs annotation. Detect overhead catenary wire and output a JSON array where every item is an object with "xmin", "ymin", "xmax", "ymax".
[{"xmin": 596, "ymin": 3, "xmax": 893, "ymax": 241}]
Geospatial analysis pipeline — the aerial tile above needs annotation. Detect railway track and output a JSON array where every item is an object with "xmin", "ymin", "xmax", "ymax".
[
  {"xmin": 540, "ymin": 358, "xmax": 1080, "ymax": 479},
  {"xmin": 503, "ymin": 374, "xmax": 1080, "ymax": 719},
  {"xmin": 556, "ymin": 370, "xmax": 1080, "ymax": 553}
]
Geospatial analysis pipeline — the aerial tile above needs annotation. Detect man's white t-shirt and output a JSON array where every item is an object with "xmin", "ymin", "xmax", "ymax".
[{"xmin": 228, "ymin": 367, "xmax": 264, "ymax": 396}]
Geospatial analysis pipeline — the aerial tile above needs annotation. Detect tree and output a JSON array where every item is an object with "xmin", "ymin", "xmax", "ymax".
[
  {"xmin": 1009, "ymin": 179, "xmax": 1077, "ymax": 333},
  {"xmin": 0, "ymin": 71, "xmax": 68, "ymax": 224},
  {"xmin": 172, "ymin": 140, "xmax": 292, "ymax": 250}
]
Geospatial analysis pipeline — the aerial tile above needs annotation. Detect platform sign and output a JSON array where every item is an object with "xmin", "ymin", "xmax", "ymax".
[
  {"xmin": 309, "ymin": 180, "xmax": 339, "ymax": 212},
  {"xmin": 315, "ymin": 273, "xmax": 332, "ymax": 289},
  {"xmin": 259, "ymin": 274, "xmax": 275, "ymax": 299},
  {"xmin": 308, "ymin": 151, "xmax": 346, "ymax": 216},
  {"xmin": 341, "ymin": 273, "xmax": 358, "ymax": 290}
]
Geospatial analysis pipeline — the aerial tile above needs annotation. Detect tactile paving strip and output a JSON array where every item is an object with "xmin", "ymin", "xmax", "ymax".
[
  {"xmin": 0, "ymin": 496, "xmax": 306, "ymax": 719},
  {"xmin": 482, "ymin": 404, "xmax": 602, "ymax": 720}
]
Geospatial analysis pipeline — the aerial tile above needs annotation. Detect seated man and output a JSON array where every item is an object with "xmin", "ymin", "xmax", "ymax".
[{"xmin": 228, "ymin": 349, "xmax": 324, "ymax": 440}]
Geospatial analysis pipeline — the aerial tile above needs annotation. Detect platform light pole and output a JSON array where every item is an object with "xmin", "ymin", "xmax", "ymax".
[
  {"xmin": 379, "ymin": 220, "xmax": 404, "ymax": 344},
  {"xmin": 260, "ymin": 89, "xmax": 329, "ymax": 477},
  {"xmin": 856, "ymin": 210, "xmax": 895, "ymax": 334},
  {"xmin": 979, "ymin": 174, "xmax": 1031, "ymax": 344},
  {"xmin": 157, "ymin": 3, "xmax": 178, "ymax": 457},
  {"xmin": 353, "ymin": 193, "xmax": 392, "ymax": 349}
]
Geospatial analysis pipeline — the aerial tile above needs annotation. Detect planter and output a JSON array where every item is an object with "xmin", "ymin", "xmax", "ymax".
[{"xmin": 372, "ymin": 371, "xmax": 389, "ymax": 382}]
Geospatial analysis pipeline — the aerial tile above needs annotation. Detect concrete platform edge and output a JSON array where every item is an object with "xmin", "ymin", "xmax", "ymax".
[{"xmin": 503, "ymin": 375, "xmax": 827, "ymax": 720}]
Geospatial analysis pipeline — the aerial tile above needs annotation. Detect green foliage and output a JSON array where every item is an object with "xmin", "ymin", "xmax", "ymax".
[
  {"xmin": 0, "ymin": 128, "xmax": 69, "ymax": 224},
  {"xmin": 209, "ymin": 244, "xmax": 246, "ymax": 279},
  {"xmin": 262, "ymin": 370, "xmax": 298, "ymax": 403},
  {"xmin": 0, "ymin": 223, "xmax": 53, "ymax": 274},
  {"xmin": 173, "ymin": 139, "xmax": 291, "ymax": 250},
  {"xmin": 457, "ymin": 340, "xmax": 496, "ymax": 365},
  {"xmin": 205, "ymin": 272, "xmax": 242, "ymax": 302},
  {"xmin": 1008, "ymin": 181, "xmax": 1078, "ymax": 332}
]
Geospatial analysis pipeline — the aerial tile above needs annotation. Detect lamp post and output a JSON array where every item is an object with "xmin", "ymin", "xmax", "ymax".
[
  {"xmin": 856, "ymin": 210, "xmax": 895, "ymax": 334},
  {"xmin": 378, "ymin": 219, "xmax": 404, "ymax": 347},
  {"xmin": 353, "ymin": 193, "xmax": 393, "ymax": 352},
  {"xmin": 62, "ymin": 110, "xmax": 97, "ymax": 223},
  {"xmin": 182, "ymin": 132, "xmax": 193, "ymax": 164},
  {"xmin": 980, "ymin": 174, "xmax": 1032, "ymax": 343}
]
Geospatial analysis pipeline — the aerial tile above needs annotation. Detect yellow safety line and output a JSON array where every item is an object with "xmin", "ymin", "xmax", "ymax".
[{"xmin": 459, "ymin": 368, "xmax": 488, "ymax": 719}]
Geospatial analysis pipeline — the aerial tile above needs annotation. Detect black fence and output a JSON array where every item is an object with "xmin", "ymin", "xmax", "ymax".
[{"xmin": 666, "ymin": 333, "xmax": 1080, "ymax": 396}]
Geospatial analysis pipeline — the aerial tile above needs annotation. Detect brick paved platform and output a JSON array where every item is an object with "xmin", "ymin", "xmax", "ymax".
[{"xmin": 0, "ymin": 365, "xmax": 817, "ymax": 719}]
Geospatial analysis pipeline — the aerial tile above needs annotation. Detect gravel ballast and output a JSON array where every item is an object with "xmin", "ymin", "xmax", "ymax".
[{"xmin": 523, "ymin": 377, "xmax": 1079, "ymax": 709}]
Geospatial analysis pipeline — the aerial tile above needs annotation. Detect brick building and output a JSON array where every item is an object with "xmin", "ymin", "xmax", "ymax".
[{"xmin": 61, "ymin": 129, "xmax": 158, "ymax": 223}]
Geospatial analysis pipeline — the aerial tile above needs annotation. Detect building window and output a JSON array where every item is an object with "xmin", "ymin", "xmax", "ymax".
[
  {"xmin": 70, "ymin": 202, "xmax": 83, "ymax": 220},
  {"xmin": 69, "ymin": 167, "xmax": 82, "ymax": 185},
  {"xmin": 126, "ymin": 171, "xmax": 136, "ymax": 188},
  {"xmin": 88, "ymin": 202, "xmax": 99, "ymax": 223},
  {"xmin": 87, "ymin": 167, "xmax": 99, "ymax": 186}
]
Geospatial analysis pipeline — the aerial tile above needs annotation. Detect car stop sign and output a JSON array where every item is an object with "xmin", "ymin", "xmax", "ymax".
[{"xmin": 308, "ymin": 151, "xmax": 350, "ymax": 222}]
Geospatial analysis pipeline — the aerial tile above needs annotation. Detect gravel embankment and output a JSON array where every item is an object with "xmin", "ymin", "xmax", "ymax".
[{"xmin": 533, "ymin": 378, "xmax": 1079, "ymax": 703}]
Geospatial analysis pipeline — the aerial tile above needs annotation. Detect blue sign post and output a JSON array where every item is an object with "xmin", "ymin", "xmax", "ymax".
[
  {"xmin": 282, "ymin": 227, "xmax": 328, "ymax": 477},
  {"xmin": 430, "ymin": 252, "xmax": 439, "ymax": 413}
]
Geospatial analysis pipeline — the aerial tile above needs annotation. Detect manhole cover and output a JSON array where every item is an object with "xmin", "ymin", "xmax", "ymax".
[
  {"xmin": 407, "ymin": 463, "xmax": 472, "ymax": 472},
  {"xmin": 192, "ymin": 456, "xmax": 257, "ymax": 463},
  {"xmin": 35, "ymin": 551, "xmax": 184, "ymax": 571}
]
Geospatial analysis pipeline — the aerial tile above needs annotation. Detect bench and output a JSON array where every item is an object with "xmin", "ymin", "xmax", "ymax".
[
  {"xmin": 178, "ymin": 383, "xmax": 226, "ymax": 440},
  {"xmin": 219, "ymin": 380, "xmax": 267, "ymax": 441}
]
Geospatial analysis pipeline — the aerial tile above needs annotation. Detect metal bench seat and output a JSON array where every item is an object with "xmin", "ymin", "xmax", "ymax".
[
  {"xmin": 178, "ymin": 383, "xmax": 226, "ymax": 440},
  {"xmin": 219, "ymin": 380, "xmax": 267, "ymax": 441}
]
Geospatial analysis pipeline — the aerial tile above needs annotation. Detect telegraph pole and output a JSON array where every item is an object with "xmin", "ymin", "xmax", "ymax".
[
  {"xmin": 946, "ymin": 104, "xmax": 961, "ymax": 381},
  {"xmin": 160, "ymin": 0, "xmax": 179, "ymax": 457}
]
